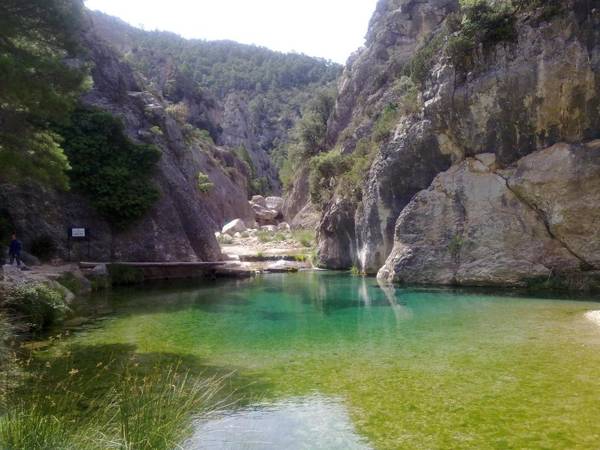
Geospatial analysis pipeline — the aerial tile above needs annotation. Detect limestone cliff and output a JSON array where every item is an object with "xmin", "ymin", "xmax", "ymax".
[
  {"xmin": 0, "ymin": 13, "xmax": 253, "ymax": 262},
  {"xmin": 310, "ymin": 0, "xmax": 600, "ymax": 288}
]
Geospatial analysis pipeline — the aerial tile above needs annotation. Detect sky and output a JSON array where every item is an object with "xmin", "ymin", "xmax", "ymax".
[{"xmin": 84, "ymin": 0, "xmax": 379, "ymax": 64}]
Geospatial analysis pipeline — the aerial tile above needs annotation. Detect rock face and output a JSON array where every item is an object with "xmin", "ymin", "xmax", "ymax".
[
  {"xmin": 0, "ymin": 14, "xmax": 255, "ymax": 262},
  {"xmin": 317, "ymin": 199, "xmax": 356, "ymax": 269},
  {"xmin": 311, "ymin": 0, "xmax": 600, "ymax": 289},
  {"xmin": 378, "ymin": 142, "xmax": 600, "ymax": 287}
]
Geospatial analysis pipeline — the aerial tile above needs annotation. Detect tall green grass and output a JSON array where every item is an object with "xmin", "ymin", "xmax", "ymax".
[{"xmin": 0, "ymin": 360, "xmax": 229, "ymax": 450}]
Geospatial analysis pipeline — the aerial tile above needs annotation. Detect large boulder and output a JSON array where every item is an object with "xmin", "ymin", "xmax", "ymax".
[
  {"xmin": 250, "ymin": 202, "xmax": 279, "ymax": 225},
  {"xmin": 251, "ymin": 195, "xmax": 267, "ymax": 207},
  {"xmin": 222, "ymin": 219, "xmax": 247, "ymax": 235},
  {"xmin": 265, "ymin": 196, "xmax": 284, "ymax": 214},
  {"xmin": 317, "ymin": 198, "xmax": 357, "ymax": 270},
  {"xmin": 378, "ymin": 142, "xmax": 599, "ymax": 287}
]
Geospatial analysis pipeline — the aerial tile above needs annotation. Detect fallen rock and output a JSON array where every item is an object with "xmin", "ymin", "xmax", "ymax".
[
  {"xmin": 251, "ymin": 195, "xmax": 267, "ymax": 207},
  {"xmin": 250, "ymin": 203, "xmax": 279, "ymax": 224},
  {"xmin": 222, "ymin": 219, "xmax": 247, "ymax": 235},
  {"xmin": 265, "ymin": 196, "xmax": 284, "ymax": 214},
  {"xmin": 264, "ymin": 260, "xmax": 300, "ymax": 273},
  {"xmin": 277, "ymin": 222, "xmax": 291, "ymax": 232},
  {"xmin": 261, "ymin": 225, "xmax": 277, "ymax": 232}
]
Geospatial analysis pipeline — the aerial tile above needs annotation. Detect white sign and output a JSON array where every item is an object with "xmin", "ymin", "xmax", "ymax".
[{"xmin": 71, "ymin": 228, "xmax": 86, "ymax": 238}]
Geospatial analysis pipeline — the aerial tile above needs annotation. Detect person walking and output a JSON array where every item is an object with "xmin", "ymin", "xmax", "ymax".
[{"xmin": 8, "ymin": 233, "xmax": 22, "ymax": 267}]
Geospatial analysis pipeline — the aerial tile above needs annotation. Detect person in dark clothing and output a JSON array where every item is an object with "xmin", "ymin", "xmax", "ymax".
[{"xmin": 9, "ymin": 233, "xmax": 22, "ymax": 266}]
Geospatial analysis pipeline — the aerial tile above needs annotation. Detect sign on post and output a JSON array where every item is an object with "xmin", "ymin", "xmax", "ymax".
[{"xmin": 67, "ymin": 227, "xmax": 91, "ymax": 261}]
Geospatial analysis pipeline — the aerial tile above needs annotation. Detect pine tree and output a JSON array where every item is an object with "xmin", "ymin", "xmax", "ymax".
[{"xmin": 0, "ymin": 0, "xmax": 87, "ymax": 187}]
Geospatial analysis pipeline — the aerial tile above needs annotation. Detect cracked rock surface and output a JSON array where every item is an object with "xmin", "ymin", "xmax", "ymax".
[{"xmin": 378, "ymin": 142, "xmax": 600, "ymax": 287}]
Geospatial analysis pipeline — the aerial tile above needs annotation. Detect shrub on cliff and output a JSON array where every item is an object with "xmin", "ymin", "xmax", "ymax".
[{"xmin": 57, "ymin": 107, "xmax": 161, "ymax": 229}]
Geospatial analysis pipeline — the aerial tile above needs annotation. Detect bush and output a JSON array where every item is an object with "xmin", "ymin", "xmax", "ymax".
[
  {"xmin": 149, "ymin": 126, "xmax": 164, "ymax": 136},
  {"xmin": 309, "ymin": 150, "xmax": 351, "ymax": 207},
  {"xmin": 107, "ymin": 264, "xmax": 145, "ymax": 286},
  {"xmin": 408, "ymin": 33, "xmax": 444, "ymax": 86},
  {"xmin": 0, "ymin": 363, "xmax": 226, "ymax": 450},
  {"xmin": 3, "ymin": 283, "xmax": 68, "ymax": 332},
  {"xmin": 29, "ymin": 235, "xmax": 57, "ymax": 262},
  {"xmin": 57, "ymin": 107, "xmax": 161, "ymax": 229},
  {"xmin": 446, "ymin": 0, "xmax": 517, "ymax": 72},
  {"xmin": 373, "ymin": 103, "xmax": 401, "ymax": 143},
  {"xmin": 197, "ymin": 171, "xmax": 214, "ymax": 193},
  {"xmin": 165, "ymin": 102, "xmax": 190, "ymax": 123}
]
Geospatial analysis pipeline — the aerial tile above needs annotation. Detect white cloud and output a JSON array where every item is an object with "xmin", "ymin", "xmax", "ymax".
[{"xmin": 84, "ymin": 0, "xmax": 378, "ymax": 64}]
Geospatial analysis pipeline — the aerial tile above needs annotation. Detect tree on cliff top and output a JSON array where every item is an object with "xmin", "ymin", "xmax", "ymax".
[{"xmin": 0, "ymin": 0, "xmax": 87, "ymax": 187}]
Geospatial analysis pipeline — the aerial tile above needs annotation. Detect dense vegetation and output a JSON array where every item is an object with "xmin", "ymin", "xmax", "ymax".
[
  {"xmin": 57, "ymin": 108, "xmax": 161, "ymax": 228},
  {"xmin": 121, "ymin": 28, "xmax": 341, "ymax": 99},
  {"xmin": 274, "ymin": 90, "xmax": 336, "ymax": 190},
  {"xmin": 0, "ymin": 0, "xmax": 88, "ymax": 187}
]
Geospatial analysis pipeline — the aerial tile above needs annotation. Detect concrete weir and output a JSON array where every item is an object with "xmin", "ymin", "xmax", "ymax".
[{"xmin": 79, "ymin": 261, "xmax": 252, "ymax": 281}]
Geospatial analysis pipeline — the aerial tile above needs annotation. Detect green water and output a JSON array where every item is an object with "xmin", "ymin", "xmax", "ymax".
[{"xmin": 36, "ymin": 272, "xmax": 600, "ymax": 449}]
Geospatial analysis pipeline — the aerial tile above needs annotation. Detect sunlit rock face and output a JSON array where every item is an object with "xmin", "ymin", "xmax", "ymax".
[
  {"xmin": 315, "ymin": 0, "xmax": 600, "ymax": 286},
  {"xmin": 378, "ymin": 142, "xmax": 600, "ymax": 288}
]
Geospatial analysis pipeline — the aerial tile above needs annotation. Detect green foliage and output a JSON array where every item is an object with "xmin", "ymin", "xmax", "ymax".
[
  {"xmin": 277, "ymin": 90, "xmax": 336, "ymax": 190},
  {"xmin": 447, "ymin": 0, "xmax": 517, "ymax": 71},
  {"xmin": 0, "ymin": 360, "xmax": 226, "ymax": 450},
  {"xmin": 448, "ymin": 235, "xmax": 464, "ymax": 258},
  {"xmin": 2, "ymin": 284, "xmax": 68, "ymax": 333},
  {"xmin": 373, "ymin": 103, "xmax": 401, "ymax": 143},
  {"xmin": 0, "ymin": 0, "xmax": 88, "ymax": 187},
  {"xmin": 107, "ymin": 265, "xmax": 145, "ymax": 286},
  {"xmin": 291, "ymin": 229, "xmax": 316, "ymax": 248},
  {"xmin": 513, "ymin": 0, "xmax": 564, "ymax": 20},
  {"xmin": 58, "ymin": 108, "xmax": 161, "ymax": 229},
  {"xmin": 350, "ymin": 266, "xmax": 363, "ymax": 276},
  {"xmin": 165, "ymin": 102, "xmax": 189, "ymax": 123},
  {"xmin": 149, "ymin": 126, "xmax": 164, "ymax": 136},
  {"xmin": 234, "ymin": 146, "xmax": 270, "ymax": 196},
  {"xmin": 309, "ymin": 150, "xmax": 351, "ymax": 207},
  {"xmin": 28, "ymin": 235, "xmax": 57, "ymax": 262},
  {"xmin": 408, "ymin": 33, "xmax": 445, "ymax": 86},
  {"xmin": 197, "ymin": 171, "xmax": 214, "ymax": 193},
  {"xmin": 391, "ymin": 76, "xmax": 422, "ymax": 115}
]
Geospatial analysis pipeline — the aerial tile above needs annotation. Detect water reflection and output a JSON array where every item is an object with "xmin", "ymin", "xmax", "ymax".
[{"xmin": 184, "ymin": 395, "xmax": 372, "ymax": 450}]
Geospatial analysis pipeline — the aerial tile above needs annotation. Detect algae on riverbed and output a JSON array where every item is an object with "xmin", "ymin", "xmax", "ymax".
[{"xmin": 8, "ymin": 272, "xmax": 600, "ymax": 449}]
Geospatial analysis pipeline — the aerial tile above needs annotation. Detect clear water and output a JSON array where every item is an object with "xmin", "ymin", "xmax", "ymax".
[{"xmin": 41, "ymin": 272, "xmax": 600, "ymax": 449}]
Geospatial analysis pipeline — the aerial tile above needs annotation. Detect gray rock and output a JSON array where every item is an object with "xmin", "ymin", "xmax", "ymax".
[
  {"xmin": 378, "ymin": 142, "xmax": 598, "ymax": 287},
  {"xmin": 277, "ymin": 222, "xmax": 291, "ymax": 232},
  {"xmin": 251, "ymin": 195, "xmax": 267, "ymax": 207},
  {"xmin": 265, "ymin": 196, "xmax": 284, "ymax": 214},
  {"xmin": 222, "ymin": 219, "xmax": 247, "ymax": 235},
  {"xmin": 317, "ymin": 198, "xmax": 356, "ymax": 270}
]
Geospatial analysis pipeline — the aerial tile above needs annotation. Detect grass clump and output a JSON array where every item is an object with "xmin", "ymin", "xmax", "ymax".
[
  {"xmin": 197, "ymin": 171, "xmax": 214, "ymax": 193},
  {"xmin": 0, "ymin": 359, "xmax": 228, "ymax": 450},
  {"xmin": 107, "ymin": 265, "xmax": 145, "ymax": 286},
  {"xmin": 291, "ymin": 229, "xmax": 315, "ymax": 248},
  {"xmin": 2, "ymin": 284, "xmax": 68, "ymax": 333}
]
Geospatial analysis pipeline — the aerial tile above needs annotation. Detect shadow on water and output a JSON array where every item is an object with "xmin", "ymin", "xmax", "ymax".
[{"xmin": 18, "ymin": 342, "xmax": 274, "ymax": 413}]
